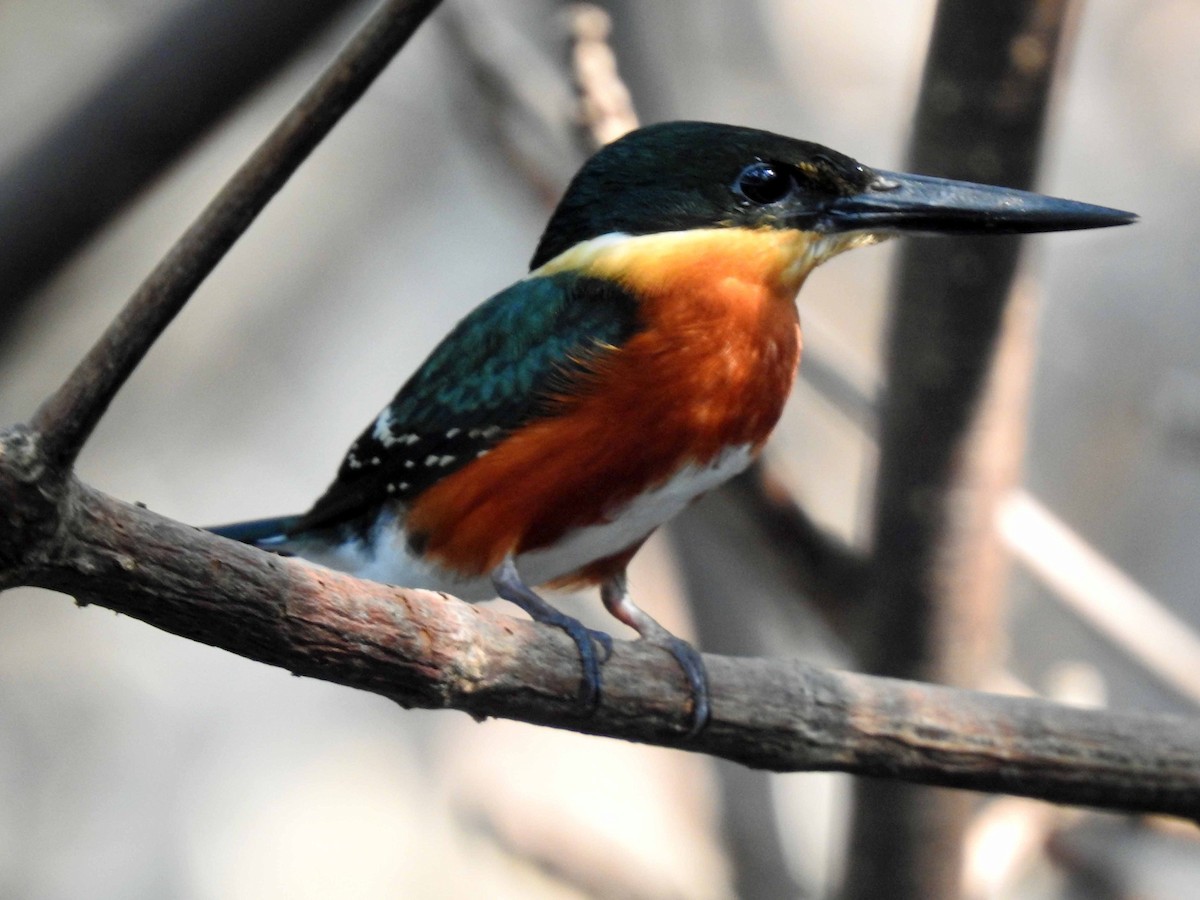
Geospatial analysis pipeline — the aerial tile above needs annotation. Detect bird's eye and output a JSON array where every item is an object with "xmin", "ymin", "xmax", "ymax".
[{"xmin": 735, "ymin": 162, "xmax": 794, "ymax": 205}]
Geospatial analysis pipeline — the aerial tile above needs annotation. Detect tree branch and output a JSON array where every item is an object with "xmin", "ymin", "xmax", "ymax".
[
  {"xmin": 3, "ymin": 473, "xmax": 1196, "ymax": 819},
  {"xmin": 29, "ymin": 0, "xmax": 443, "ymax": 472}
]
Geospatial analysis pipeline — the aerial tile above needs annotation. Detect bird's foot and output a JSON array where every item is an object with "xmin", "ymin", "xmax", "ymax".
[
  {"xmin": 653, "ymin": 633, "xmax": 710, "ymax": 738},
  {"xmin": 601, "ymin": 574, "xmax": 711, "ymax": 736},
  {"xmin": 523, "ymin": 604, "xmax": 614, "ymax": 708},
  {"xmin": 492, "ymin": 559, "xmax": 612, "ymax": 709}
]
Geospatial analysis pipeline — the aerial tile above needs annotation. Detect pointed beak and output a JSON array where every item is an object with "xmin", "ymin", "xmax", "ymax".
[{"xmin": 818, "ymin": 169, "xmax": 1137, "ymax": 235}]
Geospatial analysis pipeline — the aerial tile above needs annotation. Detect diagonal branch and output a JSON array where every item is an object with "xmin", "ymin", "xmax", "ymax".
[
  {"xmin": 30, "ymin": 0, "xmax": 443, "ymax": 472},
  {"xmin": 8, "ymin": 475, "xmax": 1198, "ymax": 821}
]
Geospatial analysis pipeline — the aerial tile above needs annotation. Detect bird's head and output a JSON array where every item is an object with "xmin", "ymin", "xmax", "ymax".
[{"xmin": 530, "ymin": 121, "xmax": 1135, "ymax": 280}]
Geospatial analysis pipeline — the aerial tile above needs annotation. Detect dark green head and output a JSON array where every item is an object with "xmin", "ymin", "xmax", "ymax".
[{"xmin": 530, "ymin": 121, "xmax": 1136, "ymax": 269}]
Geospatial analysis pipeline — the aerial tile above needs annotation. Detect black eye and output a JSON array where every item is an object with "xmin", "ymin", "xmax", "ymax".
[{"xmin": 735, "ymin": 162, "xmax": 794, "ymax": 205}]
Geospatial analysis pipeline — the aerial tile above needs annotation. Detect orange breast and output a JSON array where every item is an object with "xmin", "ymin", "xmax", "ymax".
[{"xmin": 406, "ymin": 227, "xmax": 819, "ymax": 580}]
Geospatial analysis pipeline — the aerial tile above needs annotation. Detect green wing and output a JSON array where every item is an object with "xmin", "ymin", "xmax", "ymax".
[{"xmin": 294, "ymin": 272, "xmax": 641, "ymax": 533}]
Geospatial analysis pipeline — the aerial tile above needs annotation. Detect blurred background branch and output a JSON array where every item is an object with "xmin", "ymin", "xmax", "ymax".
[{"xmin": 845, "ymin": 3, "xmax": 1076, "ymax": 897}]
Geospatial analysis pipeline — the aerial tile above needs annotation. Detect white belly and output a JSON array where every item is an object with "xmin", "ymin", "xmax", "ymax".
[{"xmin": 299, "ymin": 444, "xmax": 756, "ymax": 598}]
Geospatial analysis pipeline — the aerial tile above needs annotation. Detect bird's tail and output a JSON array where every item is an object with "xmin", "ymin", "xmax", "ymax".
[{"xmin": 207, "ymin": 515, "xmax": 304, "ymax": 551}]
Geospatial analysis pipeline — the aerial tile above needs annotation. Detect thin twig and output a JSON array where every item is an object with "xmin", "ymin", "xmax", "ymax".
[
  {"xmin": 30, "ymin": 0, "xmax": 443, "ymax": 471},
  {"xmin": 569, "ymin": 4, "xmax": 639, "ymax": 148}
]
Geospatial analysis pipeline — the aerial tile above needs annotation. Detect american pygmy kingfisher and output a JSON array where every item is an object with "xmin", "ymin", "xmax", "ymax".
[{"xmin": 212, "ymin": 121, "xmax": 1134, "ymax": 732}]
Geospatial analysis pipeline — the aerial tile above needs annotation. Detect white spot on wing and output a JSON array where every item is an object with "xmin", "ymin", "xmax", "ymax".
[{"xmin": 373, "ymin": 409, "xmax": 396, "ymax": 446}]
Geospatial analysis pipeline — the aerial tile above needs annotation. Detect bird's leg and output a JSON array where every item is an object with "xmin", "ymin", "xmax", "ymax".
[
  {"xmin": 491, "ymin": 557, "xmax": 613, "ymax": 709},
  {"xmin": 600, "ymin": 571, "xmax": 710, "ymax": 736}
]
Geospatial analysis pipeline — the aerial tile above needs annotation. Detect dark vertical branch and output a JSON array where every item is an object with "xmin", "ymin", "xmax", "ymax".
[
  {"xmin": 0, "ymin": 0, "xmax": 365, "ymax": 345},
  {"xmin": 29, "ymin": 0, "xmax": 443, "ymax": 473},
  {"xmin": 843, "ymin": 2, "xmax": 1077, "ymax": 899}
]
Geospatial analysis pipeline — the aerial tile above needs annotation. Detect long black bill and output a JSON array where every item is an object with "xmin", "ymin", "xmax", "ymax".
[{"xmin": 820, "ymin": 169, "xmax": 1137, "ymax": 235}]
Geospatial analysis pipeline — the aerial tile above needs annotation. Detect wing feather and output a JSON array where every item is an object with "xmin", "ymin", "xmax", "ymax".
[{"xmin": 294, "ymin": 272, "xmax": 640, "ymax": 533}]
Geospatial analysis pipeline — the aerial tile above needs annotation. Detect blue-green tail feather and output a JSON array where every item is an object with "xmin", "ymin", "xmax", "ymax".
[{"xmin": 208, "ymin": 515, "xmax": 303, "ymax": 548}]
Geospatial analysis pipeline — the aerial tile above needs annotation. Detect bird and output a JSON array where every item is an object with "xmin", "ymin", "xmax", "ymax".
[{"xmin": 211, "ymin": 121, "xmax": 1134, "ymax": 734}]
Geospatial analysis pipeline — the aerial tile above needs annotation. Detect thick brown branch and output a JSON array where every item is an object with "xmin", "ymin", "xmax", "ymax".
[
  {"xmin": 11, "ymin": 474, "xmax": 1199, "ymax": 820},
  {"xmin": 29, "ymin": 0, "xmax": 443, "ymax": 472}
]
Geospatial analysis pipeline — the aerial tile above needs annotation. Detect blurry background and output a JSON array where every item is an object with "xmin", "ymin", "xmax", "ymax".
[{"xmin": 1, "ymin": 1, "xmax": 1199, "ymax": 897}]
